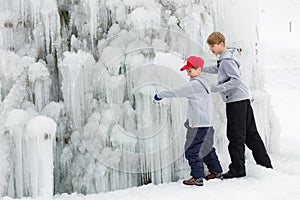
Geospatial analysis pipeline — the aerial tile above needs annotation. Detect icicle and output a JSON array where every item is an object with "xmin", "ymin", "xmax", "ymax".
[
  {"xmin": 25, "ymin": 116, "xmax": 56, "ymax": 198},
  {"xmin": 89, "ymin": 0, "xmax": 99, "ymax": 47},
  {"xmin": 28, "ymin": 62, "xmax": 51, "ymax": 112},
  {"xmin": 0, "ymin": 52, "xmax": 29, "ymax": 197},
  {"xmin": 40, "ymin": 0, "xmax": 61, "ymax": 53},
  {"xmin": 0, "ymin": 131, "xmax": 11, "ymax": 197},
  {"xmin": 30, "ymin": 0, "xmax": 41, "ymax": 27},
  {"xmin": 5, "ymin": 109, "xmax": 29, "ymax": 198},
  {"xmin": 59, "ymin": 51, "xmax": 96, "ymax": 128}
]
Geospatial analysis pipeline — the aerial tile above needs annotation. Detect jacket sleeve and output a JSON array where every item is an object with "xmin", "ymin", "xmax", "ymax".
[
  {"xmin": 212, "ymin": 59, "xmax": 241, "ymax": 92},
  {"xmin": 157, "ymin": 81, "xmax": 201, "ymax": 99},
  {"xmin": 202, "ymin": 64, "xmax": 218, "ymax": 74}
]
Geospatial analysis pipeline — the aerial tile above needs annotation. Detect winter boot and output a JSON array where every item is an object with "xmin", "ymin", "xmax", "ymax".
[
  {"xmin": 222, "ymin": 171, "xmax": 246, "ymax": 179},
  {"xmin": 204, "ymin": 171, "xmax": 223, "ymax": 180},
  {"xmin": 183, "ymin": 177, "xmax": 203, "ymax": 186}
]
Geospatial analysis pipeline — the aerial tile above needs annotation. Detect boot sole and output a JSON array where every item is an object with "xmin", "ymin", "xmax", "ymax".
[
  {"xmin": 183, "ymin": 182, "xmax": 204, "ymax": 186},
  {"xmin": 204, "ymin": 175, "xmax": 224, "ymax": 181},
  {"xmin": 222, "ymin": 174, "xmax": 246, "ymax": 179}
]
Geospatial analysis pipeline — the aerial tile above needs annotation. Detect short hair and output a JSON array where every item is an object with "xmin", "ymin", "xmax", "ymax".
[{"xmin": 206, "ymin": 32, "xmax": 225, "ymax": 45}]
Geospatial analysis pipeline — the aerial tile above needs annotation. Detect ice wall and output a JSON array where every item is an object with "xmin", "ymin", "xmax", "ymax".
[
  {"xmin": 0, "ymin": 0, "xmax": 279, "ymax": 198},
  {"xmin": 55, "ymin": 0, "xmax": 222, "ymax": 194},
  {"xmin": 0, "ymin": 0, "xmax": 61, "ymax": 56},
  {"xmin": 0, "ymin": 51, "xmax": 59, "ymax": 198}
]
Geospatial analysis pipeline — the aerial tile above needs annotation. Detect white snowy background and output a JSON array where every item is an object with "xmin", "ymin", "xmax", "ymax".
[{"xmin": 0, "ymin": 0, "xmax": 300, "ymax": 199}]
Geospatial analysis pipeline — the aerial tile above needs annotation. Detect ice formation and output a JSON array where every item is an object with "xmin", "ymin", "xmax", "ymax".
[{"xmin": 0, "ymin": 0, "xmax": 279, "ymax": 198}]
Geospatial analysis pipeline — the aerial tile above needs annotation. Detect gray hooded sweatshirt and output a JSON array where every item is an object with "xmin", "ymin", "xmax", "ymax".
[
  {"xmin": 202, "ymin": 48, "xmax": 249, "ymax": 103},
  {"xmin": 157, "ymin": 76, "xmax": 213, "ymax": 128}
]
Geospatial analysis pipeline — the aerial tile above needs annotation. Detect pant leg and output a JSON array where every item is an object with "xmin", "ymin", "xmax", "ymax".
[
  {"xmin": 202, "ymin": 127, "xmax": 223, "ymax": 173},
  {"xmin": 226, "ymin": 100, "xmax": 247, "ymax": 176},
  {"xmin": 245, "ymin": 101, "xmax": 273, "ymax": 168},
  {"xmin": 184, "ymin": 127, "xmax": 209, "ymax": 178}
]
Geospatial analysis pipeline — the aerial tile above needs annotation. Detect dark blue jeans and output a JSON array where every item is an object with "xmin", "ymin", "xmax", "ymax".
[{"xmin": 184, "ymin": 127, "xmax": 222, "ymax": 178}]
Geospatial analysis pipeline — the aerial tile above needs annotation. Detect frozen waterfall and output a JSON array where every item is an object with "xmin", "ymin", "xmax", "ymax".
[{"xmin": 0, "ymin": 0, "xmax": 279, "ymax": 198}]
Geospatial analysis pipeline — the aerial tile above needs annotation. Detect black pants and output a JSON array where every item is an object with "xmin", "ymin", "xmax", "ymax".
[{"xmin": 226, "ymin": 99, "xmax": 272, "ymax": 176}]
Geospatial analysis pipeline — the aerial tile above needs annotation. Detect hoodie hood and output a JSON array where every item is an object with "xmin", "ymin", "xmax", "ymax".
[
  {"xmin": 219, "ymin": 48, "xmax": 241, "ymax": 67},
  {"xmin": 192, "ymin": 76, "xmax": 210, "ymax": 94}
]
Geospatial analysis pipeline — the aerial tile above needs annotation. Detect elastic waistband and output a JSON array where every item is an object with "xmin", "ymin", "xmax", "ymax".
[{"xmin": 226, "ymin": 99, "xmax": 250, "ymax": 105}]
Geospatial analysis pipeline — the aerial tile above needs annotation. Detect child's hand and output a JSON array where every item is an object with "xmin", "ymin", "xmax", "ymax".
[{"xmin": 154, "ymin": 94, "xmax": 162, "ymax": 101}]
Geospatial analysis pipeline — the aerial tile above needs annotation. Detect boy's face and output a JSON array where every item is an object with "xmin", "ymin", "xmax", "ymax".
[
  {"xmin": 186, "ymin": 67, "xmax": 200, "ymax": 78},
  {"xmin": 208, "ymin": 42, "xmax": 225, "ymax": 55}
]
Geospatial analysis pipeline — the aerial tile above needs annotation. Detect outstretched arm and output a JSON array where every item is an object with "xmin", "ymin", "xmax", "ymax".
[{"xmin": 156, "ymin": 81, "xmax": 199, "ymax": 99}]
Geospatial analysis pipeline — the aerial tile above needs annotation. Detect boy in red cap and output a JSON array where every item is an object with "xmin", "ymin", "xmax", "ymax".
[{"xmin": 154, "ymin": 56, "xmax": 223, "ymax": 186}]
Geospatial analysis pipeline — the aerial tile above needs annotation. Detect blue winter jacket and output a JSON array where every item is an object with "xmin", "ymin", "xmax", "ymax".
[
  {"xmin": 157, "ymin": 76, "xmax": 213, "ymax": 128},
  {"xmin": 202, "ymin": 48, "xmax": 250, "ymax": 103}
]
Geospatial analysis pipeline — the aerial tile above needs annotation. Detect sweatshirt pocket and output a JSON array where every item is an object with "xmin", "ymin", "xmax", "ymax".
[{"xmin": 222, "ymin": 89, "xmax": 233, "ymax": 101}]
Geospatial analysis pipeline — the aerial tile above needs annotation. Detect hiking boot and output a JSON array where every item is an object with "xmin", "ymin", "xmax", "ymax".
[
  {"xmin": 183, "ymin": 177, "xmax": 203, "ymax": 186},
  {"xmin": 222, "ymin": 171, "xmax": 246, "ymax": 179},
  {"xmin": 204, "ymin": 171, "xmax": 223, "ymax": 180}
]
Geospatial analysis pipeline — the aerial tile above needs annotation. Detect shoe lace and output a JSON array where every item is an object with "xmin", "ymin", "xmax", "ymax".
[
  {"xmin": 187, "ymin": 177, "xmax": 197, "ymax": 183},
  {"xmin": 207, "ymin": 173, "xmax": 216, "ymax": 179}
]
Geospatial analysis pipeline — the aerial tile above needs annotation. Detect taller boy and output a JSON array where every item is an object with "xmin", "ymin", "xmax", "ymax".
[{"xmin": 203, "ymin": 32, "xmax": 272, "ymax": 179}]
